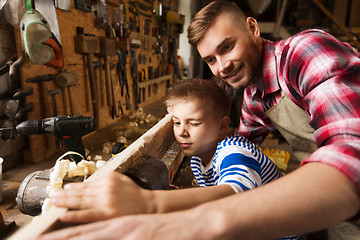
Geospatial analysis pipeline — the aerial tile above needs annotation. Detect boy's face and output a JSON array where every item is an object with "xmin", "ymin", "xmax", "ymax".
[
  {"xmin": 197, "ymin": 14, "xmax": 262, "ymax": 91},
  {"xmin": 171, "ymin": 99, "xmax": 225, "ymax": 162}
]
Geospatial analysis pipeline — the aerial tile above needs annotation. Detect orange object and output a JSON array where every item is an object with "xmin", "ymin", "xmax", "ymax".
[{"xmin": 44, "ymin": 35, "xmax": 64, "ymax": 69}]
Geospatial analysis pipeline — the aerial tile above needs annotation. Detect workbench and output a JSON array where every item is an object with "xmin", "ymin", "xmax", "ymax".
[{"xmin": 0, "ymin": 97, "xmax": 193, "ymax": 238}]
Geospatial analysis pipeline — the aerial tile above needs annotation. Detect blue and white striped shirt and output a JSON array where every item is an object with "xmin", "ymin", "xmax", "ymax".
[
  {"xmin": 190, "ymin": 136, "xmax": 306, "ymax": 240},
  {"xmin": 190, "ymin": 136, "xmax": 282, "ymax": 193}
]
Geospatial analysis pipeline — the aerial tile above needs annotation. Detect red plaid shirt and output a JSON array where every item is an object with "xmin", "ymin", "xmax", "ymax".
[{"xmin": 237, "ymin": 29, "xmax": 360, "ymax": 189}]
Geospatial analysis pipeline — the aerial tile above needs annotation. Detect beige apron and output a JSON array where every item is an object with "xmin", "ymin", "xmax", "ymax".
[{"xmin": 265, "ymin": 90, "xmax": 317, "ymax": 163}]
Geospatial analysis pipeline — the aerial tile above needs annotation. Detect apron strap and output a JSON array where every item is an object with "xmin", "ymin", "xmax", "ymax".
[{"xmin": 265, "ymin": 90, "xmax": 317, "ymax": 162}]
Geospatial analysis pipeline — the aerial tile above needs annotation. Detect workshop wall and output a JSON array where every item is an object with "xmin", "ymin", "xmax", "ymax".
[{"xmin": 12, "ymin": 0, "xmax": 183, "ymax": 163}]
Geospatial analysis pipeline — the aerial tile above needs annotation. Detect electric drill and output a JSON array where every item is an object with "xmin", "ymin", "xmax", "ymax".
[{"xmin": 14, "ymin": 115, "xmax": 94, "ymax": 161}]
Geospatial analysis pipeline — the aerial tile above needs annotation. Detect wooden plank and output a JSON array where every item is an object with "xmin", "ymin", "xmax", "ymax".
[
  {"xmin": 7, "ymin": 114, "xmax": 176, "ymax": 239},
  {"xmin": 138, "ymin": 74, "xmax": 172, "ymax": 88},
  {"xmin": 349, "ymin": 0, "xmax": 360, "ymax": 27},
  {"xmin": 161, "ymin": 141, "xmax": 184, "ymax": 183},
  {"xmin": 332, "ymin": 0, "xmax": 348, "ymax": 27}
]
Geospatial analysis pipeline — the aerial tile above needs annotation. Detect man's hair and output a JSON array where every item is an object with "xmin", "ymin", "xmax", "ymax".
[
  {"xmin": 165, "ymin": 78, "xmax": 231, "ymax": 118},
  {"xmin": 187, "ymin": 1, "xmax": 246, "ymax": 47}
]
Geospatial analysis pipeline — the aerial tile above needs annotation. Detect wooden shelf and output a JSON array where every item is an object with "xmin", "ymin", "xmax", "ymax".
[{"xmin": 138, "ymin": 74, "xmax": 171, "ymax": 88}]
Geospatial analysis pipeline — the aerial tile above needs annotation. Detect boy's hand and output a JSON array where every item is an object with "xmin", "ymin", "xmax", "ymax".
[{"xmin": 51, "ymin": 171, "xmax": 154, "ymax": 223}]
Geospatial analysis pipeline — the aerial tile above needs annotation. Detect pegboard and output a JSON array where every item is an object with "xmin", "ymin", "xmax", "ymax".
[{"xmin": 13, "ymin": 0, "xmax": 182, "ymax": 163}]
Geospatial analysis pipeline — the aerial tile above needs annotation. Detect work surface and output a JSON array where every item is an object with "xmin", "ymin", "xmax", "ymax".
[
  {"xmin": 1, "ymin": 98, "xmax": 359, "ymax": 239},
  {"xmin": 0, "ymin": 98, "xmax": 179, "ymax": 237}
]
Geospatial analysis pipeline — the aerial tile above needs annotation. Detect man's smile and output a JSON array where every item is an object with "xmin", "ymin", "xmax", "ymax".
[{"xmin": 223, "ymin": 65, "xmax": 243, "ymax": 83}]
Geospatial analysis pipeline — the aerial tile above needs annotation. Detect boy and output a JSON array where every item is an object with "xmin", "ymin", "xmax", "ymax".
[{"xmin": 166, "ymin": 78, "xmax": 282, "ymax": 193}]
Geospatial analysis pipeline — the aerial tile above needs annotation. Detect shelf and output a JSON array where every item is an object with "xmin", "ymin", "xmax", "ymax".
[{"xmin": 138, "ymin": 74, "xmax": 171, "ymax": 88}]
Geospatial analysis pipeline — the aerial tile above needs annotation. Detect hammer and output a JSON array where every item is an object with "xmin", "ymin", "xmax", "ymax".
[
  {"xmin": 55, "ymin": 70, "xmax": 79, "ymax": 115},
  {"xmin": 74, "ymin": 29, "xmax": 100, "ymax": 128},
  {"xmin": 48, "ymin": 88, "xmax": 62, "ymax": 116},
  {"xmin": 98, "ymin": 37, "xmax": 119, "ymax": 118},
  {"xmin": 27, "ymin": 74, "xmax": 54, "ymax": 118}
]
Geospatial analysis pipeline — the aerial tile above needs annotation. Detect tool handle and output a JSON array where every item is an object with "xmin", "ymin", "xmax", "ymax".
[
  {"xmin": 59, "ymin": 136, "xmax": 85, "ymax": 162},
  {"xmin": 24, "ymin": 0, "xmax": 33, "ymax": 13},
  {"xmin": 13, "ymin": 88, "xmax": 34, "ymax": 100},
  {"xmin": 86, "ymin": 53, "xmax": 100, "ymax": 127},
  {"xmin": 27, "ymin": 74, "xmax": 54, "ymax": 83},
  {"xmin": 104, "ymin": 57, "xmax": 113, "ymax": 106}
]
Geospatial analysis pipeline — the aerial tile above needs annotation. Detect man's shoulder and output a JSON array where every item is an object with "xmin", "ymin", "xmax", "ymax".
[
  {"xmin": 287, "ymin": 28, "xmax": 329, "ymax": 40},
  {"xmin": 277, "ymin": 29, "xmax": 334, "ymax": 48}
]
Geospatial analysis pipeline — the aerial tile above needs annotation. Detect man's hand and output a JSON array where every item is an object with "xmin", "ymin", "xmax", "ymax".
[
  {"xmin": 51, "ymin": 171, "xmax": 154, "ymax": 223},
  {"xmin": 32, "ymin": 210, "xmax": 204, "ymax": 240}
]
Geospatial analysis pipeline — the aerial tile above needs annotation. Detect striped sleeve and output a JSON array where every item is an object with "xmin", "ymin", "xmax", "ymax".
[{"xmin": 219, "ymin": 153, "xmax": 262, "ymax": 193}]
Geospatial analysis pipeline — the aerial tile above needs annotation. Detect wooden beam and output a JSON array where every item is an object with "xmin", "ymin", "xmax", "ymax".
[{"xmin": 312, "ymin": 0, "xmax": 360, "ymax": 49}]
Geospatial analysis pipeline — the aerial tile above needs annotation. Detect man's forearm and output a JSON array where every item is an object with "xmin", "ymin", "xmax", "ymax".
[{"xmin": 194, "ymin": 162, "xmax": 360, "ymax": 240}]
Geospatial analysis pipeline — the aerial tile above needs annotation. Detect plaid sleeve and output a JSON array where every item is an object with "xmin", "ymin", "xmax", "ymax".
[{"xmin": 278, "ymin": 30, "xmax": 360, "ymax": 190}]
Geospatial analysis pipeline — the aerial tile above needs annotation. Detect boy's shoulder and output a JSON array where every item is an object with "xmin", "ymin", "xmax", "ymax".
[{"xmin": 217, "ymin": 136, "xmax": 258, "ymax": 157}]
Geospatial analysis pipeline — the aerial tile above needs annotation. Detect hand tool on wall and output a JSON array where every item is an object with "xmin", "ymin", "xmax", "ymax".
[
  {"xmin": 35, "ymin": 0, "xmax": 64, "ymax": 69},
  {"xmin": 55, "ymin": 70, "xmax": 79, "ymax": 115},
  {"xmin": 140, "ymin": 69, "xmax": 146, "ymax": 102},
  {"xmin": 165, "ymin": 11, "xmax": 185, "ymax": 34},
  {"xmin": 98, "ymin": 37, "xmax": 119, "ymax": 118},
  {"xmin": 34, "ymin": 0, "xmax": 62, "ymax": 45},
  {"xmin": 74, "ymin": 29, "xmax": 100, "ymax": 128},
  {"xmin": 117, "ymin": 51, "xmax": 131, "ymax": 110},
  {"xmin": 130, "ymin": 50, "xmax": 139, "ymax": 109},
  {"xmin": 110, "ymin": 61, "xmax": 120, "ymax": 118},
  {"xmin": 54, "ymin": 0, "xmax": 71, "ymax": 11},
  {"xmin": 93, "ymin": 0, "xmax": 112, "ymax": 36},
  {"xmin": 128, "ymin": 6, "xmax": 152, "ymax": 18},
  {"xmin": 117, "ymin": 57, "xmax": 125, "ymax": 98},
  {"xmin": 13, "ymin": 88, "xmax": 34, "ymax": 100},
  {"xmin": 14, "ymin": 103, "xmax": 34, "ymax": 122},
  {"xmin": 0, "ymin": 54, "xmax": 25, "ymax": 80},
  {"xmin": 74, "ymin": 0, "xmax": 91, "ymax": 12},
  {"xmin": 3, "ymin": 99, "xmax": 20, "ymax": 121},
  {"xmin": 2, "ymin": 88, "xmax": 33, "ymax": 121},
  {"xmin": 92, "ymin": 61, "xmax": 104, "ymax": 107},
  {"xmin": 20, "ymin": 0, "xmax": 64, "ymax": 69},
  {"xmin": 0, "ymin": 115, "xmax": 94, "ymax": 161},
  {"xmin": 3, "ymin": 0, "xmax": 22, "ymax": 26},
  {"xmin": 113, "ymin": 1, "xmax": 128, "ymax": 39},
  {"xmin": 48, "ymin": 88, "xmax": 61, "ymax": 116},
  {"xmin": 27, "ymin": 74, "xmax": 54, "ymax": 118}
]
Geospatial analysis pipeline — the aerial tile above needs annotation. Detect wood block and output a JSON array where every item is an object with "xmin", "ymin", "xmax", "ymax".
[
  {"xmin": 74, "ymin": 35, "xmax": 100, "ymax": 54},
  {"xmin": 98, "ymin": 37, "xmax": 117, "ymax": 57}
]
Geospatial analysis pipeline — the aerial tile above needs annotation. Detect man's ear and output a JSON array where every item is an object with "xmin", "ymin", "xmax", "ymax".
[{"xmin": 246, "ymin": 17, "xmax": 260, "ymax": 39}]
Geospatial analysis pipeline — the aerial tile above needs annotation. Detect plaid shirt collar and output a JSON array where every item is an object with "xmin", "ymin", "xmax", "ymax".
[{"xmin": 249, "ymin": 39, "xmax": 281, "ymax": 99}]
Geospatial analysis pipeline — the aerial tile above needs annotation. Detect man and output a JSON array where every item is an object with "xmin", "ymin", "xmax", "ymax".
[{"xmin": 35, "ymin": 1, "xmax": 359, "ymax": 239}]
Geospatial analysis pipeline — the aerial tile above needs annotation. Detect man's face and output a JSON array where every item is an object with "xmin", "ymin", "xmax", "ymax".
[
  {"xmin": 197, "ymin": 14, "xmax": 261, "ymax": 91},
  {"xmin": 171, "ymin": 99, "xmax": 223, "ymax": 163}
]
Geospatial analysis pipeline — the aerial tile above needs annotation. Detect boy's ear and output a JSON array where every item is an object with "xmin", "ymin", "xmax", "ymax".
[
  {"xmin": 220, "ymin": 116, "xmax": 230, "ymax": 134},
  {"xmin": 167, "ymin": 106, "xmax": 173, "ymax": 114}
]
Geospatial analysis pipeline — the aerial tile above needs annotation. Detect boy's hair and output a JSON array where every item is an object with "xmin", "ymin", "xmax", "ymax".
[
  {"xmin": 165, "ymin": 78, "xmax": 231, "ymax": 118},
  {"xmin": 187, "ymin": 1, "xmax": 246, "ymax": 47}
]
